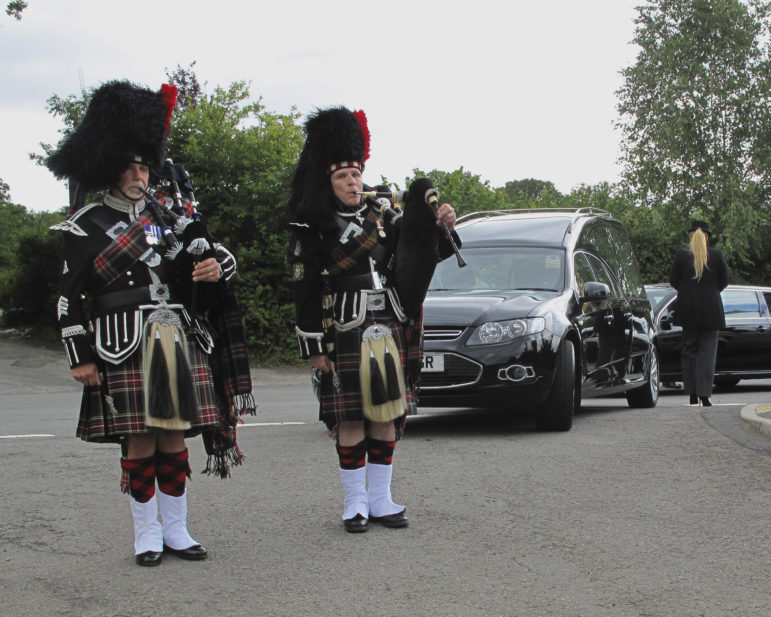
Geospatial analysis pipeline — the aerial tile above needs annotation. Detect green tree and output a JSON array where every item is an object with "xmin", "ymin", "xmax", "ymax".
[
  {"xmin": 616, "ymin": 0, "xmax": 771, "ymax": 280},
  {"xmin": 0, "ymin": 228, "xmax": 62, "ymax": 333},
  {"xmin": 5, "ymin": 1, "xmax": 27, "ymax": 20},
  {"xmin": 165, "ymin": 62, "xmax": 205, "ymax": 110},
  {"xmin": 501, "ymin": 178, "xmax": 562, "ymax": 203},
  {"xmin": 562, "ymin": 182, "xmax": 684, "ymax": 283},
  {"xmin": 30, "ymin": 87, "xmax": 90, "ymax": 172},
  {"xmin": 0, "ymin": 179, "xmax": 62, "ymax": 334},
  {"xmin": 0, "ymin": 180, "xmax": 34, "ymax": 274}
]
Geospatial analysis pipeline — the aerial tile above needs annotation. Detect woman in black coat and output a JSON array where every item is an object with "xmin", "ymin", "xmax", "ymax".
[{"xmin": 669, "ymin": 220, "xmax": 729, "ymax": 406}]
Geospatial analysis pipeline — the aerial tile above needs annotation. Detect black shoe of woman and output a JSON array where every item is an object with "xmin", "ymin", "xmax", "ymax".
[
  {"xmin": 700, "ymin": 396, "xmax": 712, "ymax": 406},
  {"xmin": 689, "ymin": 395, "xmax": 699, "ymax": 405}
]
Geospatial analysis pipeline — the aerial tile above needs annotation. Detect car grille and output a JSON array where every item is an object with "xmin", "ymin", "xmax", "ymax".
[
  {"xmin": 419, "ymin": 353, "xmax": 483, "ymax": 389},
  {"xmin": 423, "ymin": 326, "xmax": 465, "ymax": 341}
]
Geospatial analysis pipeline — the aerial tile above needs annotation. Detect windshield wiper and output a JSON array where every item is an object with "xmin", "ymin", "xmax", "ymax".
[{"xmin": 512, "ymin": 287, "xmax": 556, "ymax": 292}]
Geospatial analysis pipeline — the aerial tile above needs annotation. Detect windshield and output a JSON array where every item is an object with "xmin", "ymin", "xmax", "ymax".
[{"xmin": 429, "ymin": 247, "xmax": 565, "ymax": 293}]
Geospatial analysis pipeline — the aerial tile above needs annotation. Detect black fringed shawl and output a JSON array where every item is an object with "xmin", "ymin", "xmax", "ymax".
[{"xmin": 202, "ymin": 283, "xmax": 256, "ymax": 478}]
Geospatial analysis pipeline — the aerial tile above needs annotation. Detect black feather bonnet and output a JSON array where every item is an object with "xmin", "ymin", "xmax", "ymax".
[
  {"xmin": 288, "ymin": 106, "xmax": 370, "ymax": 227},
  {"xmin": 46, "ymin": 80, "xmax": 178, "ymax": 193}
]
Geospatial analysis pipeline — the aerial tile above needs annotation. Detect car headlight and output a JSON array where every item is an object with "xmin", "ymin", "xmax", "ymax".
[{"xmin": 467, "ymin": 317, "xmax": 546, "ymax": 345}]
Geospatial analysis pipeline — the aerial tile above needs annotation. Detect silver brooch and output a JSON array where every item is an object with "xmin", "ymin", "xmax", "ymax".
[{"xmin": 362, "ymin": 324, "xmax": 392, "ymax": 341}]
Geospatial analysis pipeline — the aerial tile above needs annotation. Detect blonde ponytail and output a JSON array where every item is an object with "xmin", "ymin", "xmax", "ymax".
[{"xmin": 690, "ymin": 229, "xmax": 709, "ymax": 280}]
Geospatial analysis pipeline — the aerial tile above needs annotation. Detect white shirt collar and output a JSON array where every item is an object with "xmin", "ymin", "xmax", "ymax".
[{"xmin": 104, "ymin": 193, "xmax": 145, "ymax": 218}]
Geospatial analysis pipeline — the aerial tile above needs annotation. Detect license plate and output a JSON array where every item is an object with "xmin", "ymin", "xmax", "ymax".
[{"xmin": 421, "ymin": 353, "xmax": 445, "ymax": 373}]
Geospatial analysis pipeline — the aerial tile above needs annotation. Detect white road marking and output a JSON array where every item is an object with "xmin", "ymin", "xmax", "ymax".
[
  {"xmin": 239, "ymin": 421, "xmax": 306, "ymax": 427},
  {"xmin": 681, "ymin": 403, "xmax": 741, "ymax": 407},
  {"xmin": 0, "ymin": 423, "xmax": 305, "ymax": 439}
]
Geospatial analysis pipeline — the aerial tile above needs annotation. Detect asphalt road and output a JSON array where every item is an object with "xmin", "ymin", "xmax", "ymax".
[{"xmin": 1, "ymin": 332, "xmax": 769, "ymax": 617}]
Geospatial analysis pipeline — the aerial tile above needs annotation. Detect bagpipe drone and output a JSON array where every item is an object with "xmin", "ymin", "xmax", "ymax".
[{"xmin": 144, "ymin": 158, "xmax": 226, "ymax": 316}]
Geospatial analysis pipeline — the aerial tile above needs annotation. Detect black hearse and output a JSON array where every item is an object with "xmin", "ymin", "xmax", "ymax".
[{"xmin": 419, "ymin": 208, "xmax": 659, "ymax": 431}]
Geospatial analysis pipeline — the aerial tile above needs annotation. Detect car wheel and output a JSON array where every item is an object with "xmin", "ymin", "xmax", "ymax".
[
  {"xmin": 714, "ymin": 376, "xmax": 740, "ymax": 388},
  {"xmin": 535, "ymin": 339, "xmax": 575, "ymax": 432},
  {"xmin": 626, "ymin": 345, "xmax": 659, "ymax": 408}
]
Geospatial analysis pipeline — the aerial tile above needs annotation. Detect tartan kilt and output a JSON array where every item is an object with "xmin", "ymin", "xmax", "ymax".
[
  {"xmin": 319, "ymin": 315, "xmax": 416, "ymax": 431},
  {"xmin": 76, "ymin": 340, "xmax": 220, "ymax": 443}
]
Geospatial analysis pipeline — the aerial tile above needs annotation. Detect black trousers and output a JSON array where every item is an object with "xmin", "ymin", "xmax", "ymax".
[{"xmin": 680, "ymin": 328, "xmax": 719, "ymax": 396}]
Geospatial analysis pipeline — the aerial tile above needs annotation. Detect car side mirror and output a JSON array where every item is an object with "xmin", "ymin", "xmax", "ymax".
[
  {"xmin": 578, "ymin": 281, "xmax": 610, "ymax": 303},
  {"xmin": 659, "ymin": 315, "xmax": 673, "ymax": 331}
]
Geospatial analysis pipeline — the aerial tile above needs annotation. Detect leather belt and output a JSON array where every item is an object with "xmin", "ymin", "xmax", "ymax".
[
  {"xmin": 94, "ymin": 283, "xmax": 174, "ymax": 314},
  {"xmin": 329, "ymin": 273, "xmax": 390, "ymax": 293}
]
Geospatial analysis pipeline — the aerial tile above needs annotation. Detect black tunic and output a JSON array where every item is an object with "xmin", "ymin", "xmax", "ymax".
[{"xmin": 288, "ymin": 202, "xmax": 414, "ymax": 426}]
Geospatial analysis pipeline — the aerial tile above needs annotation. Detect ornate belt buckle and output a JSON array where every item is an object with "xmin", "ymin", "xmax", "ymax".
[
  {"xmin": 362, "ymin": 323, "xmax": 392, "ymax": 341},
  {"xmin": 367, "ymin": 293, "xmax": 386, "ymax": 312},
  {"xmin": 149, "ymin": 283, "xmax": 170, "ymax": 302}
]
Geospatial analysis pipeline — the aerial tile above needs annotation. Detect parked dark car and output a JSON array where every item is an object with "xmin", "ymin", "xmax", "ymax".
[
  {"xmin": 418, "ymin": 208, "xmax": 659, "ymax": 431},
  {"xmin": 646, "ymin": 283, "xmax": 771, "ymax": 387}
]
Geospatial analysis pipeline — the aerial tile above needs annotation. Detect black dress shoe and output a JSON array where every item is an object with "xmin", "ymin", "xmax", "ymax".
[
  {"xmin": 700, "ymin": 396, "xmax": 712, "ymax": 407},
  {"xmin": 343, "ymin": 514, "xmax": 368, "ymax": 533},
  {"xmin": 370, "ymin": 509, "xmax": 408, "ymax": 528},
  {"xmin": 689, "ymin": 395, "xmax": 699, "ymax": 405},
  {"xmin": 163, "ymin": 544, "xmax": 208, "ymax": 560},
  {"xmin": 136, "ymin": 550, "xmax": 162, "ymax": 567}
]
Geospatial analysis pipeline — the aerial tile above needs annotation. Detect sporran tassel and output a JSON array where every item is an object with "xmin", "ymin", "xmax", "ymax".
[
  {"xmin": 383, "ymin": 345, "xmax": 402, "ymax": 401},
  {"xmin": 174, "ymin": 331, "xmax": 199, "ymax": 421},
  {"xmin": 147, "ymin": 327, "xmax": 174, "ymax": 418},
  {"xmin": 369, "ymin": 350, "xmax": 389, "ymax": 405}
]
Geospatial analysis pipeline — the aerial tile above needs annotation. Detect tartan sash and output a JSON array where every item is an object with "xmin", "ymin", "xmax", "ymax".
[
  {"xmin": 91, "ymin": 216, "xmax": 154, "ymax": 292},
  {"xmin": 326, "ymin": 208, "xmax": 382, "ymax": 276}
]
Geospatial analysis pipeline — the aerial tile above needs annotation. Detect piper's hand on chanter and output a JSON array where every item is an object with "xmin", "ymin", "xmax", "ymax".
[
  {"xmin": 72, "ymin": 362, "xmax": 101, "ymax": 386},
  {"xmin": 436, "ymin": 203, "xmax": 456, "ymax": 232},
  {"xmin": 309, "ymin": 354, "xmax": 332, "ymax": 373},
  {"xmin": 192, "ymin": 257, "xmax": 222, "ymax": 283}
]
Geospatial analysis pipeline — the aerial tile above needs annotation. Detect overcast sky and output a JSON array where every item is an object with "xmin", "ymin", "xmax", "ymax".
[{"xmin": 0, "ymin": 0, "xmax": 641, "ymax": 212}]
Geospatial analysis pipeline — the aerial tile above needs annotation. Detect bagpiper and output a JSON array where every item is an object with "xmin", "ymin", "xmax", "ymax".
[
  {"xmin": 287, "ymin": 106, "xmax": 460, "ymax": 532},
  {"xmin": 47, "ymin": 80, "xmax": 254, "ymax": 566}
]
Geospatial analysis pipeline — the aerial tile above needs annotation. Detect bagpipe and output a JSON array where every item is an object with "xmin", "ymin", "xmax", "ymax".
[
  {"xmin": 358, "ymin": 178, "xmax": 466, "ymax": 320},
  {"xmin": 140, "ymin": 158, "xmax": 221, "ymax": 318},
  {"xmin": 357, "ymin": 181, "xmax": 466, "ymax": 269}
]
